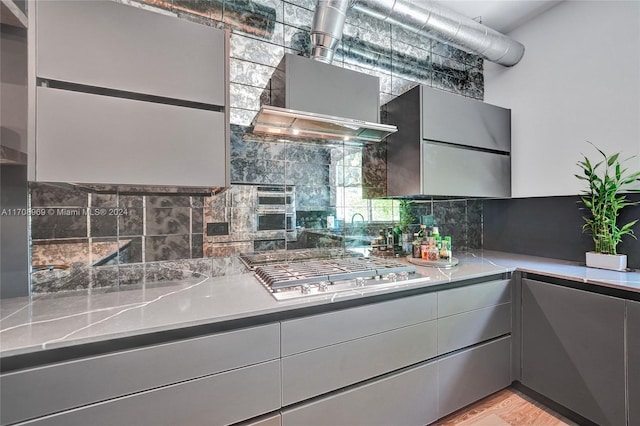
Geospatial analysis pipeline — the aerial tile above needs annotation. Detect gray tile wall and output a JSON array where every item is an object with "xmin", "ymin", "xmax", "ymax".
[{"xmin": 29, "ymin": 0, "xmax": 485, "ymax": 292}]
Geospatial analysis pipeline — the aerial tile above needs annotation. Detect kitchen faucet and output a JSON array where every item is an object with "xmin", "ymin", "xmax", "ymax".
[{"xmin": 351, "ymin": 213, "xmax": 365, "ymax": 224}]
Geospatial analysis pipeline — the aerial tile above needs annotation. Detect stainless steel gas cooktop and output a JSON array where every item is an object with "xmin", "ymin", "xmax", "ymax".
[{"xmin": 246, "ymin": 253, "xmax": 418, "ymax": 301}]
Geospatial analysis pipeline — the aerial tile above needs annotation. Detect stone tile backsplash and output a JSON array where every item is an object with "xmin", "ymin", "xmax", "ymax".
[{"xmin": 30, "ymin": 0, "xmax": 485, "ymax": 292}]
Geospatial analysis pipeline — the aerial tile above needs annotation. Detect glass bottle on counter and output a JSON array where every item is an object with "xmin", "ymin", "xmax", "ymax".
[
  {"xmin": 412, "ymin": 233, "xmax": 422, "ymax": 258},
  {"xmin": 378, "ymin": 229, "xmax": 387, "ymax": 251}
]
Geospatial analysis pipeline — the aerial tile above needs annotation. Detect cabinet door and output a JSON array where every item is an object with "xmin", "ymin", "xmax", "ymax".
[
  {"xmin": 628, "ymin": 300, "xmax": 640, "ymax": 426},
  {"xmin": 422, "ymin": 142, "xmax": 511, "ymax": 198},
  {"xmin": 282, "ymin": 320, "xmax": 437, "ymax": 405},
  {"xmin": 438, "ymin": 336, "xmax": 511, "ymax": 418},
  {"xmin": 1, "ymin": 323, "xmax": 279, "ymax": 426},
  {"xmin": 437, "ymin": 303, "xmax": 511, "ymax": 355},
  {"xmin": 36, "ymin": 0, "xmax": 226, "ymax": 106},
  {"xmin": 17, "ymin": 360, "xmax": 281, "ymax": 426},
  {"xmin": 281, "ymin": 292, "xmax": 436, "ymax": 356},
  {"xmin": 282, "ymin": 361, "xmax": 438, "ymax": 426},
  {"xmin": 35, "ymin": 87, "xmax": 227, "ymax": 186},
  {"xmin": 421, "ymin": 85, "xmax": 510, "ymax": 152},
  {"xmin": 521, "ymin": 279, "xmax": 625, "ymax": 426}
]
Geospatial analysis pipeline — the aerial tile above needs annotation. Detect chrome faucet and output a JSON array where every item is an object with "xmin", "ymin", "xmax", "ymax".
[{"xmin": 351, "ymin": 213, "xmax": 365, "ymax": 224}]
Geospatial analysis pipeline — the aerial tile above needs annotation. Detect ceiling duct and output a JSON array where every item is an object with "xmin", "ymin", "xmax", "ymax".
[{"xmin": 311, "ymin": 0, "xmax": 525, "ymax": 67}]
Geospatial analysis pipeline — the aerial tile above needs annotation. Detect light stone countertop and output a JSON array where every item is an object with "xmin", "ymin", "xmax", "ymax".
[{"xmin": 1, "ymin": 250, "xmax": 639, "ymax": 359}]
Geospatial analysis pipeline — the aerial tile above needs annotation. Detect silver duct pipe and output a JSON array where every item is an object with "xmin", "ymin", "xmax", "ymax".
[
  {"xmin": 310, "ymin": 0, "xmax": 350, "ymax": 63},
  {"xmin": 311, "ymin": 0, "xmax": 525, "ymax": 67},
  {"xmin": 352, "ymin": 0, "xmax": 524, "ymax": 66}
]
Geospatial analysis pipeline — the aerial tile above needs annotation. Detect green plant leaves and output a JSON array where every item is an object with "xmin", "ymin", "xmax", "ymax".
[{"xmin": 576, "ymin": 143, "xmax": 639, "ymax": 255}]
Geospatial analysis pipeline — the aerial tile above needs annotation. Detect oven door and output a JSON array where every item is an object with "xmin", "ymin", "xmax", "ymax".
[{"xmin": 257, "ymin": 212, "xmax": 294, "ymax": 232}]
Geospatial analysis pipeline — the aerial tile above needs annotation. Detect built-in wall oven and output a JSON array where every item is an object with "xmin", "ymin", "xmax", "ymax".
[{"xmin": 255, "ymin": 185, "xmax": 296, "ymax": 240}]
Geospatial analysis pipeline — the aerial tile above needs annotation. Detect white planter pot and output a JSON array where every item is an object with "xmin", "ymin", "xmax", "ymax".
[{"xmin": 585, "ymin": 251, "xmax": 627, "ymax": 271}]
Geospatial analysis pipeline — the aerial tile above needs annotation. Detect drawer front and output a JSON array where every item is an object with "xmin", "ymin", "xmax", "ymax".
[
  {"xmin": 438, "ymin": 336, "xmax": 512, "ymax": 418},
  {"xmin": 18, "ymin": 360, "xmax": 281, "ymax": 426},
  {"xmin": 422, "ymin": 142, "xmax": 511, "ymax": 198},
  {"xmin": 241, "ymin": 414, "xmax": 281, "ymax": 426},
  {"xmin": 35, "ymin": 87, "xmax": 227, "ymax": 186},
  {"xmin": 1, "ymin": 323, "xmax": 279, "ymax": 426},
  {"xmin": 437, "ymin": 303, "xmax": 511, "ymax": 355},
  {"xmin": 282, "ymin": 360, "xmax": 438, "ymax": 426},
  {"xmin": 281, "ymin": 292, "xmax": 436, "ymax": 356},
  {"xmin": 36, "ymin": 0, "xmax": 226, "ymax": 106},
  {"xmin": 628, "ymin": 300, "xmax": 640, "ymax": 426},
  {"xmin": 282, "ymin": 321, "xmax": 437, "ymax": 405},
  {"xmin": 438, "ymin": 279, "xmax": 511, "ymax": 317},
  {"xmin": 421, "ymin": 85, "xmax": 510, "ymax": 152}
]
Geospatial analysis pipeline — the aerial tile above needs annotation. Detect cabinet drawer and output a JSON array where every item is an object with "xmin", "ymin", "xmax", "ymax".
[
  {"xmin": 282, "ymin": 320, "xmax": 437, "ymax": 405},
  {"xmin": 241, "ymin": 414, "xmax": 281, "ymax": 426},
  {"xmin": 17, "ymin": 360, "xmax": 281, "ymax": 426},
  {"xmin": 282, "ymin": 360, "xmax": 438, "ymax": 426},
  {"xmin": 36, "ymin": 1, "xmax": 226, "ymax": 106},
  {"xmin": 438, "ymin": 336, "xmax": 512, "ymax": 418},
  {"xmin": 35, "ymin": 87, "xmax": 227, "ymax": 186},
  {"xmin": 281, "ymin": 292, "xmax": 436, "ymax": 356},
  {"xmin": 438, "ymin": 303, "xmax": 511, "ymax": 355},
  {"xmin": 422, "ymin": 142, "xmax": 511, "ymax": 198},
  {"xmin": 421, "ymin": 85, "xmax": 510, "ymax": 152},
  {"xmin": 1, "ymin": 323, "xmax": 279, "ymax": 426},
  {"xmin": 438, "ymin": 279, "xmax": 511, "ymax": 317}
]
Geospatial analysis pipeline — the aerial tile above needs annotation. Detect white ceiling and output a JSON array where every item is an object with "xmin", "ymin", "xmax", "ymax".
[{"xmin": 432, "ymin": 0, "xmax": 564, "ymax": 34}]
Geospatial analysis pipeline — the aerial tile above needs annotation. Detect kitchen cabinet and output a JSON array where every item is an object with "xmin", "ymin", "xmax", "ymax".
[
  {"xmin": 34, "ymin": 87, "xmax": 226, "ymax": 187},
  {"xmin": 28, "ymin": 0, "xmax": 229, "ymax": 187},
  {"xmin": 281, "ymin": 277, "xmax": 513, "ymax": 423},
  {"xmin": 282, "ymin": 360, "xmax": 439, "ymax": 426},
  {"xmin": 1, "ymin": 324, "xmax": 280, "ymax": 426},
  {"xmin": 0, "ymin": 0, "xmax": 27, "ymax": 28},
  {"xmin": 438, "ymin": 336, "xmax": 512, "ymax": 418},
  {"xmin": 520, "ymin": 278, "xmax": 626, "ymax": 426},
  {"xmin": 437, "ymin": 279, "xmax": 512, "ymax": 354},
  {"xmin": 628, "ymin": 300, "xmax": 640, "ymax": 426},
  {"xmin": 281, "ymin": 293, "xmax": 437, "ymax": 405},
  {"xmin": 384, "ymin": 85, "xmax": 511, "ymax": 198}
]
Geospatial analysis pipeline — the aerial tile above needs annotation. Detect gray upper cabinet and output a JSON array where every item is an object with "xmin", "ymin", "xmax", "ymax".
[
  {"xmin": 384, "ymin": 85, "xmax": 511, "ymax": 198},
  {"xmin": 36, "ymin": 0, "xmax": 226, "ymax": 105},
  {"xmin": 421, "ymin": 85, "xmax": 510, "ymax": 152},
  {"xmin": 29, "ymin": 0, "xmax": 229, "ymax": 187},
  {"xmin": 35, "ymin": 87, "xmax": 227, "ymax": 187},
  {"xmin": 521, "ymin": 278, "xmax": 626, "ymax": 426}
]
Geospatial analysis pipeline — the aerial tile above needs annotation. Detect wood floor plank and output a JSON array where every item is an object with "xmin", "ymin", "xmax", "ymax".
[{"xmin": 431, "ymin": 387, "xmax": 578, "ymax": 426}]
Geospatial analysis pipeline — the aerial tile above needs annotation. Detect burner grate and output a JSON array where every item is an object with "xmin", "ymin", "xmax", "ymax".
[{"xmin": 254, "ymin": 257, "xmax": 416, "ymax": 293}]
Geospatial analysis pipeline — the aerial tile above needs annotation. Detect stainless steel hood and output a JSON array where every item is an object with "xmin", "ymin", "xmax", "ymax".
[
  {"xmin": 252, "ymin": 105, "xmax": 396, "ymax": 142},
  {"xmin": 251, "ymin": 54, "xmax": 397, "ymax": 142}
]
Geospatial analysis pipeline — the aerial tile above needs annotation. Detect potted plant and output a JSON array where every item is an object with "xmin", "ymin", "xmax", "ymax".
[{"xmin": 576, "ymin": 143, "xmax": 640, "ymax": 271}]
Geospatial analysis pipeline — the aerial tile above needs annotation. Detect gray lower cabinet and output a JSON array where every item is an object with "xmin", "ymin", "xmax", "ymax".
[
  {"xmin": 438, "ymin": 336, "xmax": 512, "ymax": 418},
  {"xmin": 437, "ymin": 302, "xmax": 511, "ymax": 355},
  {"xmin": 628, "ymin": 300, "xmax": 640, "ymax": 426},
  {"xmin": 282, "ymin": 320, "xmax": 437, "ymax": 405},
  {"xmin": 18, "ymin": 360, "xmax": 281, "ymax": 426},
  {"xmin": 521, "ymin": 278, "xmax": 626, "ymax": 426},
  {"xmin": 282, "ymin": 360, "xmax": 439, "ymax": 426},
  {"xmin": 241, "ymin": 414, "xmax": 281, "ymax": 426},
  {"xmin": 2, "ymin": 323, "xmax": 280, "ymax": 426}
]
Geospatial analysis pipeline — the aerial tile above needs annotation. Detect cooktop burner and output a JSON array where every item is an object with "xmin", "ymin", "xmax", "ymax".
[{"xmin": 253, "ymin": 256, "xmax": 418, "ymax": 301}]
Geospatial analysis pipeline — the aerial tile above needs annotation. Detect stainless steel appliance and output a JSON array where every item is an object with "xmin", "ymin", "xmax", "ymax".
[
  {"xmin": 241, "ymin": 250, "xmax": 418, "ymax": 301},
  {"xmin": 251, "ymin": 54, "xmax": 397, "ymax": 142},
  {"xmin": 255, "ymin": 185, "xmax": 296, "ymax": 240}
]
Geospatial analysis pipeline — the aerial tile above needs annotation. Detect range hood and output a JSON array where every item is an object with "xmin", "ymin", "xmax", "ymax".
[
  {"xmin": 251, "ymin": 54, "xmax": 397, "ymax": 142},
  {"xmin": 253, "ymin": 105, "xmax": 396, "ymax": 142}
]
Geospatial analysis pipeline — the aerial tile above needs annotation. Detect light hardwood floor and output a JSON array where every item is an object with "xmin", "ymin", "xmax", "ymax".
[{"xmin": 431, "ymin": 388, "xmax": 578, "ymax": 426}]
